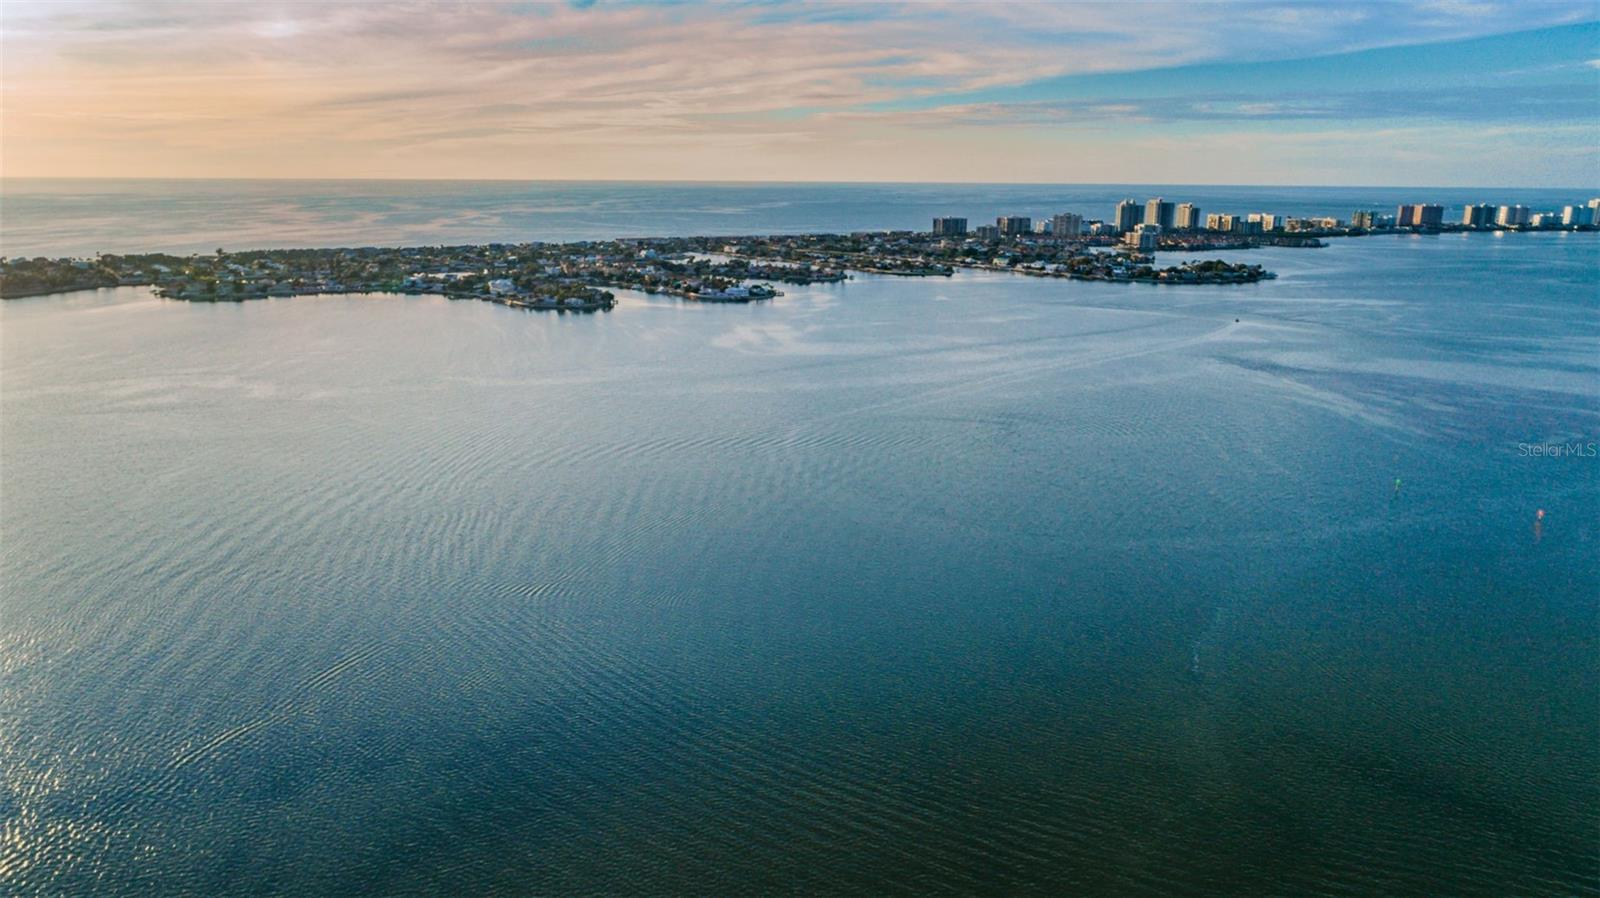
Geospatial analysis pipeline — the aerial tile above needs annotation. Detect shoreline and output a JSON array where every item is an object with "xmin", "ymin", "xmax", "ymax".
[{"xmin": 3, "ymin": 226, "xmax": 1591, "ymax": 302}]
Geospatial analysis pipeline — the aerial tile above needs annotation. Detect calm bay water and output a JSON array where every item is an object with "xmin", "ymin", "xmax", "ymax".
[{"xmin": 2, "ymin": 183, "xmax": 1599, "ymax": 896}]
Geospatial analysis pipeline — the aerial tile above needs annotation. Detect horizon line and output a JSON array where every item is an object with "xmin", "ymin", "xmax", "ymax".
[{"xmin": 3, "ymin": 176, "xmax": 1597, "ymax": 192}]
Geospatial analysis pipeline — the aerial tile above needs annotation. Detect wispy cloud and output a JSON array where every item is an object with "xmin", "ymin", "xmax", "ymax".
[
  {"xmin": 841, "ymin": 83, "xmax": 1598, "ymax": 128},
  {"xmin": 1, "ymin": 1, "xmax": 1595, "ymax": 184}
]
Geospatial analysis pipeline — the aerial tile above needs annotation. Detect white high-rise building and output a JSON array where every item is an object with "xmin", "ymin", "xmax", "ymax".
[{"xmin": 1114, "ymin": 199, "xmax": 1140, "ymax": 233}]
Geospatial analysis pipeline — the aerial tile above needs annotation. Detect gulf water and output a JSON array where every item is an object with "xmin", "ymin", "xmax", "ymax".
[
  {"xmin": 1, "ymin": 179, "xmax": 1593, "ymax": 257},
  {"xmin": 2, "ymin": 182, "xmax": 1597, "ymax": 895}
]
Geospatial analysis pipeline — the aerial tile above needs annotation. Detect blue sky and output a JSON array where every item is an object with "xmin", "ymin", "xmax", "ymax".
[
  {"xmin": 879, "ymin": 22, "xmax": 1596, "ymax": 112},
  {"xmin": 3, "ymin": 1, "xmax": 1597, "ymax": 184}
]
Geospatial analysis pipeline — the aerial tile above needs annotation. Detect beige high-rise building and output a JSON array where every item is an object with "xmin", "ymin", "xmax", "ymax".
[
  {"xmin": 1050, "ymin": 213, "xmax": 1083, "ymax": 237},
  {"xmin": 997, "ymin": 216, "xmax": 1032, "ymax": 236},
  {"xmin": 1496, "ymin": 205, "xmax": 1530, "ymax": 227},
  {"xmin": 1123, "ymin": 223, "xmax": 1161, "ymax": 252}
]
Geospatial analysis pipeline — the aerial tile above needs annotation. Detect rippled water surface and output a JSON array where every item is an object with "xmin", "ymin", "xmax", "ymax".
[{"xmin": 3, "ymin": 225, "xmax": 1598, "ymax": 895}]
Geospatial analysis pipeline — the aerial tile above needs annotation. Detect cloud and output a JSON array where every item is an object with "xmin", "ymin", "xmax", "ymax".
[
  {"xmin": 846, "ymin": 83, "xmax": 1599, "ymax": 129},
  {"xmin": 2, "ymin": 1, "xmax": 1596, "ymax": 183}
]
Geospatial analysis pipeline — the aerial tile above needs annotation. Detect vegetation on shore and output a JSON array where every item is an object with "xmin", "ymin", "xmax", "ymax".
[{"xmin": 3, "ymin": 230, "xmax": 1292, "ymax": 304}]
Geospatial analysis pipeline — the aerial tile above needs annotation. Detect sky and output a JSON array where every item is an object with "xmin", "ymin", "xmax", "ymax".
[{"xmin": 2, "ymin": 0, "xmax": 1597, "ymax": 185}]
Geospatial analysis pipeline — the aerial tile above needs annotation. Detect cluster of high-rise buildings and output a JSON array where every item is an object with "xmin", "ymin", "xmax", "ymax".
[
  {"xmin": 930, "ymin": 195, "xmax": 1600, "ymax": 249},
  {"xmin": 941, "ymin": 196, "xmax": 1352, "ymax": 249},
  {"xmin": 1106, "ymin": 197, "xmax": 1342, "ymax": 249},
  {"xmin": 1451, "ymin": 200, "xmax": 1599, "ymax": 229},
  {"xmin": 932, "ymin": 214, "xmax": 1096, "ymax": 240},
  {"xmin": 1329, "ymin": 199, "xmax": 1600, "ymax": 231}
]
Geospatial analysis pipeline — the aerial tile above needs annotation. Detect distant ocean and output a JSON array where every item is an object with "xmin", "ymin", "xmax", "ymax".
[{"xmin": 2, "ymin": 178, "xmax": 1595, "ymax": 257}]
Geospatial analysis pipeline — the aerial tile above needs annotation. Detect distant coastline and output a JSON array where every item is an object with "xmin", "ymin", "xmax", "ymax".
[
  {"xmin": 5, "ymin": 181, "xmax": 1597, "ymax": 260},
  {"xmin": 5, "ymin": 193, "xmax": 1596, "ymax": 304},
  {"xmin": 0, "ymin": 226, "xmax": 1587, "ymax": 305}
]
